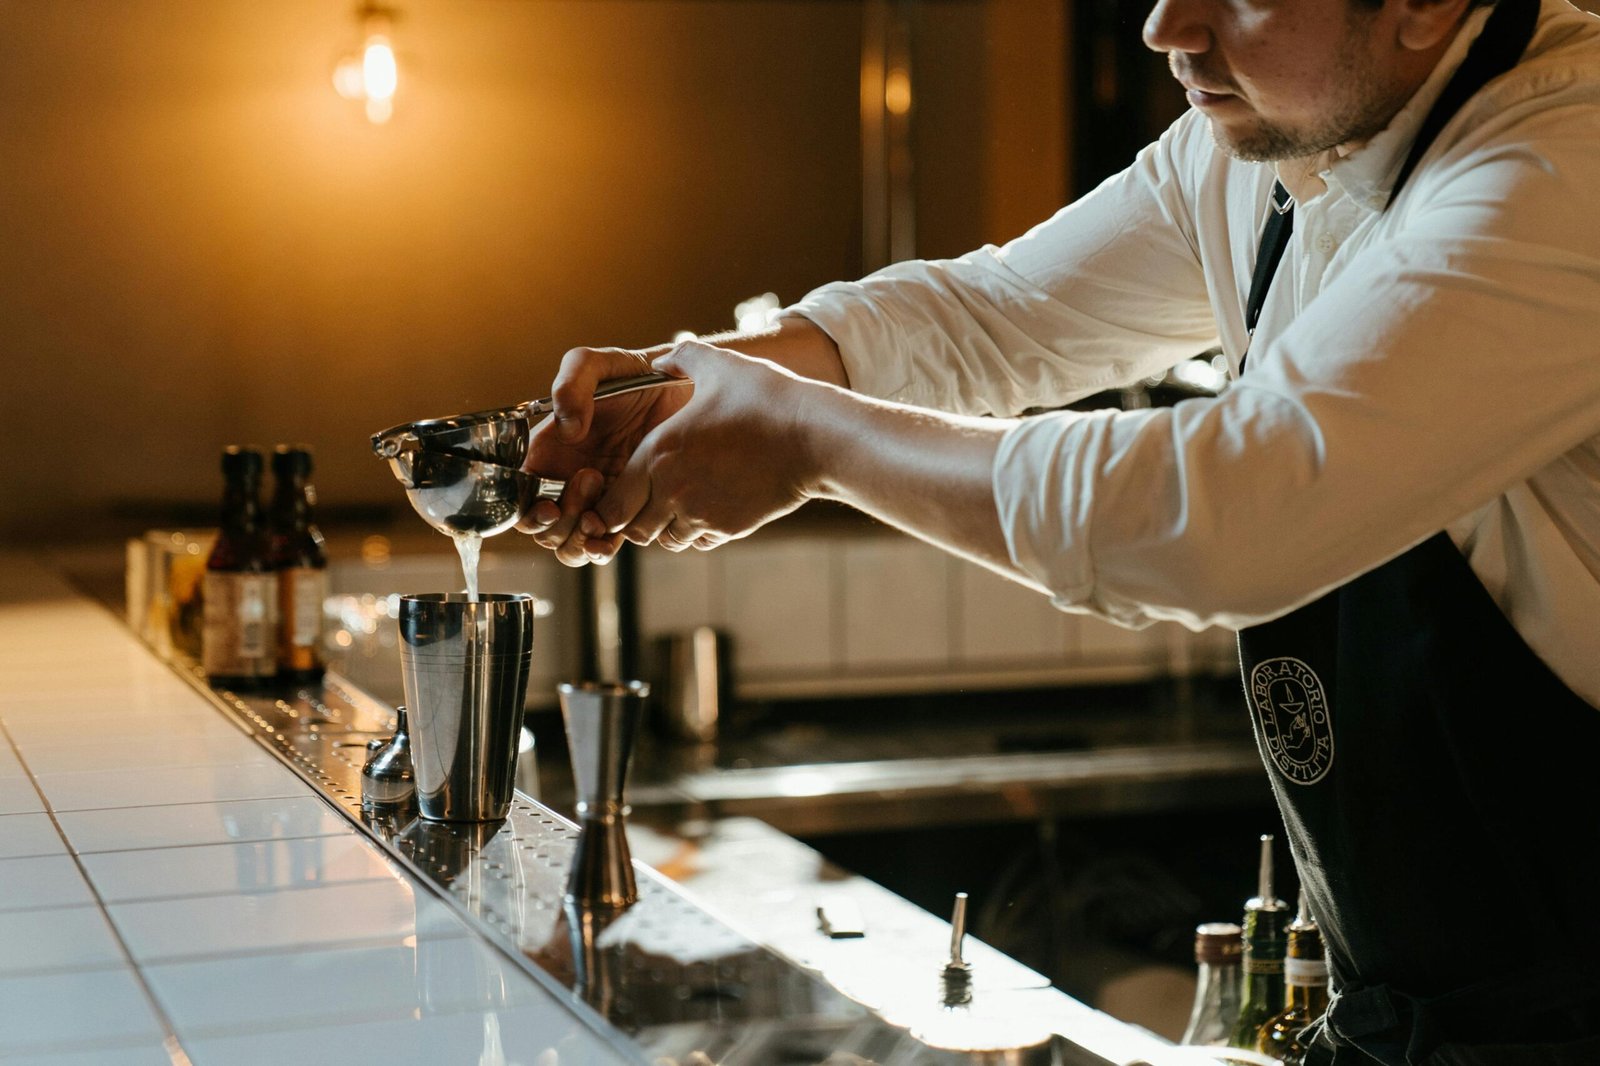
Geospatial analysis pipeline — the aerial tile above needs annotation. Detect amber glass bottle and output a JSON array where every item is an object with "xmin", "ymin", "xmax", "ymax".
[
  {"xmin": 266, "ymin": 444, "xmax": 327, "ymax": 684},
  {"xmin": 1257, "ymin": 893, "xmax": 1328, "ymax": 1065},
  {"xmin": 202, "ymin": 447, "xmax": 278, "ymax": 688}
]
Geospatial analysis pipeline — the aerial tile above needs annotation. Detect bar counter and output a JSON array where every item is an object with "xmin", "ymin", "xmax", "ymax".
[{"xmin": 0, "ymin": 553, "xmax": 1192, "ymax": 1065}]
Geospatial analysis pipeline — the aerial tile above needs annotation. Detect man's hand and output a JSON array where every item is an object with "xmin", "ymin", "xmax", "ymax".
[
  {"xmin": 578, "ymin": 342, "xmax": 817, "ymax": 558},
  {"xmin": 534, "ymin": 330, "xmax": 1023, "ymax": 593},
  {"xmin": 517, "ymin": 345, "xmax": 692, "ymax": 566}
]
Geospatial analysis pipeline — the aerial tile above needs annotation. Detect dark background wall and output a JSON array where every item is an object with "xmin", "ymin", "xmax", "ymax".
[{"xmin": 0, "ymin": 0, "xmax": 1071, "ymax": 540}]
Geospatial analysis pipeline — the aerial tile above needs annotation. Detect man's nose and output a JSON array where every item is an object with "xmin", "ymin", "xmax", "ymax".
[{"xmin": 1143, "ymin": 0, "xmax": 1212, "ymax": 54}]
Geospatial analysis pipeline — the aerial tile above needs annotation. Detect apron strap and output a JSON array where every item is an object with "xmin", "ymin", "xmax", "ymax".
[{"xmin": 1244, "ymin": 182, "xmax": 1294, "ymax": 340}]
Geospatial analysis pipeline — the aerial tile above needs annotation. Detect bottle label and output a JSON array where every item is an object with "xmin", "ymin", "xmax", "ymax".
[
  {"xmin": 1243, "ymin": 956, "xmax": 1284, "ymax": 976},
  {"xmin": 1284, "ymin": 956, "xmax": 1328, "ymax": 986},
  {"xmin": 282, "ymin": 567, "xmax": 328, "ymax": 648},
  {"xmin": 203, "ymin": 572, "xmax": 278, "ymax": 676}
]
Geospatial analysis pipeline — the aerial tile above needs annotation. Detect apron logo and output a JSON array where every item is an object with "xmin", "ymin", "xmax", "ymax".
[{"xmin": 1249, "ymin": 657, "xmax": 1334, "ymax": 786}]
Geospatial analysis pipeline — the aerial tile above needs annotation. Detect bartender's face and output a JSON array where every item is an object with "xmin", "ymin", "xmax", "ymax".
[{"xmin": 1143, "ymin": 0, "xmax": 1415, "ymax": 161}]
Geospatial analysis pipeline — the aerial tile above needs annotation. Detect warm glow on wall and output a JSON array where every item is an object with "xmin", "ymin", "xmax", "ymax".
[
  {"xmin": 884, "ymin": 67, "xmax": 912, "ymax": 117},
  {"xmin": 333, "ymin": 3, "xmax": 400, "ymax": 124}
]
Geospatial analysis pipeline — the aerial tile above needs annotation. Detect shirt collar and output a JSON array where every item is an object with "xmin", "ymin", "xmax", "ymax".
[{"xmin": 1278, "ymin": 4, "xmax": 1494, "ymax": 213}]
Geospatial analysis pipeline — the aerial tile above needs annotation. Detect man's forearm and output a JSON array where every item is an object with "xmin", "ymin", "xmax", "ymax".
[
  {"xmin": 700, "ymin": 317, "xmax": 851, "ymax": 389},
  {"xmin": 796, "ymin": 381, "xmax": 1046, "ymax": 591}
]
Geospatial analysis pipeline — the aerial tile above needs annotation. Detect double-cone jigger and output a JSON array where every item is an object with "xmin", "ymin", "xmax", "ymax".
[{"xmin": 559, "ymin": 680, "xmax": 649, "ymax": 910}]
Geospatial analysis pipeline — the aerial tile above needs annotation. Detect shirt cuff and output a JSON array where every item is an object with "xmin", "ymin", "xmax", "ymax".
[
  {"xmin": 782, "ymin": 283, "xmax": 914, "ymax": 401},
  {"xmin": 992, "ymin": 410, "xmax": 1106, "ymax": 613}
]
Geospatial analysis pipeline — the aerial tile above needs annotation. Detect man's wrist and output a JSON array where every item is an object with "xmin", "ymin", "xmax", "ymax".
[{"xmin": 783, "ymin": 378, "xmax": 853, "ymax": 505}]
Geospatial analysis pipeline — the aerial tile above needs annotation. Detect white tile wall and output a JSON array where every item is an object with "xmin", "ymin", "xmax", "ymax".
[
  {"xmin": 841, "ymin": 538, "xmax": 954, "ymax": 671},
  {"xmin": 955, "ymin": 562, "xmax": 1072, "ymax": 664},
  {"xmin": 330, "ymin": 549, "xmax": 582, "ymax": 704},
  {"xmin": 331, "ymin": 529, "xmax": 1237, "ymax": 698},
  {"xmin": 635, "ymin": 526, "xmax": 1238, "ymax": 696},
  {"xmin": 0, "ymin": 559, "xmax": 627, "ymax": 1063},
  {"xmin": 636, "ymin": 546, "xmax": 721, "ymax": 636},
  {"xmin": 720, "ymin": 538, "xmax": 837, "ymax": 676}
]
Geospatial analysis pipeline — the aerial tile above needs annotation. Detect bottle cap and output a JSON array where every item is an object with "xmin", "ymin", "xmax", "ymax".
[
  {"xmin": 221, "ymin": 446, "xmax": 263, "ymax": 478},
  {"xmin": 272, "ymin": 444, "xmax": 314, "ymax": 477},
  {"xmin": 1195, "ymin": 922, "xmax": 1243, "ymax": 964}
]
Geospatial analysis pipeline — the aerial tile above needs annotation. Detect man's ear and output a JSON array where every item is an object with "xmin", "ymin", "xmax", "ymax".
[{"xmin": 1394, "ymin": 0, "xmax": 1475, "ymax": 52}]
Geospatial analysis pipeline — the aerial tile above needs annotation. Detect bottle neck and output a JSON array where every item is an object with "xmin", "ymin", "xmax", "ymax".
[
  {"xmin": 1196, "ymin": 960, "xmax": 1242, "ymax": 1002},
  {"xmin": 1239, "ymin": 905, "xmax": 1288, "ymax": 1000},
  {"xmin": 270, "ymin": 476, "xmax": 312, "ymax": 529},
  {"xmin": 222, "ymin": 478, "xmax": 262, "ymax": 534}
]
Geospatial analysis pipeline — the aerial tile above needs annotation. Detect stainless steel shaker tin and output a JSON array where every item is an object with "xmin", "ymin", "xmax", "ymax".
[{"xmin": 398, "ymin": 593, "xmax": 535, "ymax": 822}]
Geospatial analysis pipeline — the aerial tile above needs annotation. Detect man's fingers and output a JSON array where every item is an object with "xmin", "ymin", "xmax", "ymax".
[
  {"xmin": 690, "ymin": 532, "xmax": 728, "ymax": 552},
  {"xmin": 529, "ymin": 469, "xmax": 603, "ymax": 551},
  {"xmin": 516, "ymin": 497, "xmax": 561, "ymax": 535},
  {"xmin": 622, "ymin": 510, "xmax": 673, "ymax": 546},
  {"xmin": 549, "ymin": 348, "xmax": 608, "ymax": 443},
  {"xmin": 657, "ymin": 516, "xmax": 703, "ymax": 554},
  {"xmin": 584, "ymin": 530, "xmax": 627, "ymax": 565},
  {"xmin": 587, "ymin": 447, "xmax": 657, "ymax": 536},
  {"xmin": 549, "ymin": 346, "xmax": 664, "ymax": 444}
]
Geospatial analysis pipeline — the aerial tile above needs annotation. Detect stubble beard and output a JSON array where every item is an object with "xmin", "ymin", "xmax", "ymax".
[{"xmin": 1188, "ymin": 16, "xmax": 1401, "ymax": 163}]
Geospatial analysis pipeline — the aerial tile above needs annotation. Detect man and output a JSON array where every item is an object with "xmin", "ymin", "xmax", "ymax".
[{"xmin": 522, "ymin": 0, "xmax": 1600, "ymax": 1061}]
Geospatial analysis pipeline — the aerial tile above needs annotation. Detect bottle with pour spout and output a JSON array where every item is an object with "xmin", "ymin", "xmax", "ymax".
[
  {"xmin": 1257, "ymin": 891, "xmax": 1328, "ymax": 1065},
  {"xmin": 1229, "ymin": 834, "xmax": 1291, "ymax": 1051}
]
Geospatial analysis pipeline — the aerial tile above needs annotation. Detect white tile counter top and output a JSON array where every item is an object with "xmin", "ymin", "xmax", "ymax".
[
  {"xmin": 0, "ymin": 558, "xmax": 631, "ymax": 1065},
  {"xmin": 0, "ymin": 553, "xmax": 1210, "ymax": 1066}
]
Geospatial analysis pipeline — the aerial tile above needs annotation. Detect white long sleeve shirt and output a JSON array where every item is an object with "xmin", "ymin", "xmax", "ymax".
[{"xmin": 787, "ymin": 0, "xmax": 1600, "ymax": 708}]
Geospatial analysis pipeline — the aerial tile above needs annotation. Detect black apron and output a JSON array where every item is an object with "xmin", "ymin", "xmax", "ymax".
[{"xmin": 1235, "ymin": 2, "xmax": 1600, "ymax": 1062}]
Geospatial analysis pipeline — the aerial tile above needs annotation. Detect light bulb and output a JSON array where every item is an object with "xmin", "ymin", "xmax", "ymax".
[
  {"xmin": 362, "ymin": 35, "xmax": 397, "ymax": 101},
  {"xmin": 332, "ymin": 5, "xmax": 400, "ymax": 124}
]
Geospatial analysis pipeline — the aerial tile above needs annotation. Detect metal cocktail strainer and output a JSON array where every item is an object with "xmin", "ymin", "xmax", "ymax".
[{"xmin": 371, "ymin": 372, "xmax": 682, "ymax": 537}]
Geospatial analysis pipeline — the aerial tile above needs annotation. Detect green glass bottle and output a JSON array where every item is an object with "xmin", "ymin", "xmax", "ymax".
[
  {"xmin": 1229, "ymin": 834, "xmax": 1290, "ymax": 1051},
  {"xmin": 1257, "ymin": 892, "xmax": 1328, "ymax": 1065}
]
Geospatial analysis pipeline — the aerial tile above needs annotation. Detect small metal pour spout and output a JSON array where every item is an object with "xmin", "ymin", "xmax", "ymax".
[
  {"xmin": 942, "ymin": 891, "xmax": 974, "ymax": 1007},
  {"xmin": 559, "ymin": 680, "xmax": 650, "ymax": 911}
]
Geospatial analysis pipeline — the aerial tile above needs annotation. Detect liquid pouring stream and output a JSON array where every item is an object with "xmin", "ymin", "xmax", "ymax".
[{"xmin": 451, "ymin": 530, "xmax": 483, "ymax": 602}]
